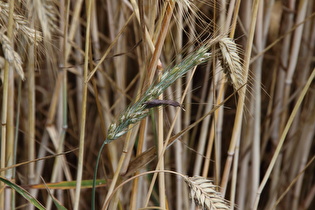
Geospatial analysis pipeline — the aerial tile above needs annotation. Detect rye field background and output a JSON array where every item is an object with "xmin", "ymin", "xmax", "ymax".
[{"xmin": 0, "ymin": 0, "xmax": 315, "ymax": 209}]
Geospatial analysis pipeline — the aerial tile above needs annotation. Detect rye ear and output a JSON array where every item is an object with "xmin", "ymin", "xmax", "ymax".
[{"xmin": 185, "ymin": 176, "xmax": 230, "ymax": 210}]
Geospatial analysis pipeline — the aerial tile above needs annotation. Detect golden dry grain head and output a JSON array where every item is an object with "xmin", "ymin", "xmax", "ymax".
[
  {"xmin": 0, "ymin": 1, "xmax": 43, "ymax": 44},
  {"xmin": 31, "ymin": 0, "xmax": 59, "ymax": 39},
  {"xmin": 218, "ymin": 37, "xmax": 245, "ymax": 94},
  {"xmin": 185, "ymin": 176, "xmax": 230, "ymax": 210},
  {"xmin": 0, "ymin": 31, "xmax": 24, "ymax": 80}
]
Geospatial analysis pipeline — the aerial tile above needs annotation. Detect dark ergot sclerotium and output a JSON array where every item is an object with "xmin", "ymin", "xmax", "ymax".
[{"xmin": 143, "ymin": 99, "xmax": 185, "ymax": 111}]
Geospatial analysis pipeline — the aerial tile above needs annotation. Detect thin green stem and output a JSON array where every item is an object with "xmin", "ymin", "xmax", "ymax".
[{"xmin": 92, "ymin": 141, "xmax": 107, "ymax": 210}]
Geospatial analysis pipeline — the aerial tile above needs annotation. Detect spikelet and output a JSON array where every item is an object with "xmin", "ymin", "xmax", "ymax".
[
  {"xmin": 218, "ymin": 37, "xmax": 245, "ymax": 94},
  {"xmin": 0, "ymin": 1, "xmax": 43, "ymax": 44},
  {"xmin": 185, "ymin": 176, "xmax": 230, "ymax": 210},
  {"xmin": 31, "ymin": 0, "xmax": 59, "ymax": 39},
  {"xmin": 0, "ymin": 30, "xmax": 24, "ymax": 80}
]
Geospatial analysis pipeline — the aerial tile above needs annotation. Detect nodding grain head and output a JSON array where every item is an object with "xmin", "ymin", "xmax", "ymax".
[
  {"xmin": 185, "ymin": 176, "xmax": 230, "ymax": 210},
  {"xmin": 218, "ymin": 37, "xmax": 246, "ymax": 95},
  {"xmin": 0, "ymin": 1, "xmax": 43, "ymax": 44},
  {"xmin": 143, "ymin": 99, "xmax": 185, "ymax": 111},
  {"xmin": 0, "ymin": 30, "xmax": 24, "ymax": 80}
]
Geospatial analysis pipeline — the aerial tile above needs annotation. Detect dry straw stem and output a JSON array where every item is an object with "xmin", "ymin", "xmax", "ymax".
[
  {"xmin": 26, "ymin": 39, "xmax": 36, "ymax": 210},
  {"xmin": 86, "ymin": 13, "xmax": 135, "ymax": 82},
  {"xmin": 43, "ymin": 0, "xmax": 70, "ymax": 207},
  {"xmin": 63, "ymin": 0, "xmax": 84, "ymax": 60},
  {"xmin": 0, "ymin": 1, "xmax": 42, "ymax": 44},
  {"xmin": 0, "ymin": 0, "xmax": 15, "ymax": 208},
  {"xmin": 74, "ymin": 0, "xmax": 93, "ymax": 209},
  {"xmin": 0, "ymin": 149, "xmax": 75, "ymax": 173},
  {"xmin": 220, "ymin": 0, "xmax": 260, "ymax": 197},
  {"xmin": 279, "ymin": 0, "xmax": 309, "ymax": 134},
  {"xmin": 0, "ymin": 30, "xmax": 24, "ymax": 80},
  {"xmin": 31, "ymin": 0, "xmax": 59, "ymax": 39},
  {"xmin": 250, "ymin": 12, "xmax": 315, "ymax": 64},
  {"xmin": 274, "ymin": 155, "xmax": 315, "ymax": 209},
  {"xmin": 146, "ymin": 0, "xmax": 175, "ymax": 84},
  {"xmin": 157, "ymin": 68, "xmax": 166, "ymax": 209},
  {"xmin": 252, "ymin": 68, "xmax": 315, "ymax": 209}
]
